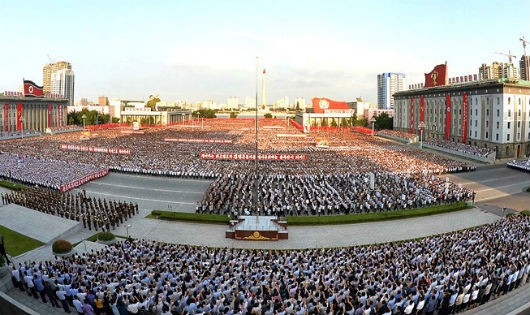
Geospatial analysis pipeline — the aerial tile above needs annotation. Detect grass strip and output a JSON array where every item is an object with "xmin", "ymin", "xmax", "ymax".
[
  {"xmin": 0, "ymin": 180, "xmax": 27, "ymax": 191},
  {"xmin": 0, "ymin": 225, "xmax": 44, "ymax": 257},
  {"xmin": 286, "ymin": 202, "xmax": 469, "ymax": 225},
  {"xmin": 150, "ymin": 210, "xmax": 230, "ymax": 224}
]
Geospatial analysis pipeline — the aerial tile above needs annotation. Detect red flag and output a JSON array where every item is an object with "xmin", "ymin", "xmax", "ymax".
[
  {"xmin": 23, "ymin": 80, "xmax": 44, "ymax": 97},
  {"xmin": 445, "ymin": 94, "xmax": 451, "ymax": 140},
  {"xmin": 424, "ymin": 64, "xmax": 447, "ymax": 88},
  {"xmin": 462, "ymin": 93, "xmax": 468, "ymax": 143},
  {"xmin": 419, "ymin": 95, "xmax": 425, "ymax": 123},
  {"xmin": 409, "ymin": 96, "xmax": 415, "ymax": 133},
  {"xmin": 16, "ymin": 103, "xmax": 22, "ymax": 130},
  {"xmin": 48, "ymin": 104, "xmax": 53, "ymax": 127}
]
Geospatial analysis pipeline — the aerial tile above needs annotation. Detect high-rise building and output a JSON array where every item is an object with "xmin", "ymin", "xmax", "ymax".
[
  {"xmin": 98, "ymin": 96, "xmax": 109, "ymax": 106},
  {"xmin": 479, "ymin": 62, "xmax": 519, "ymax": 80},
  {"xmin": 377, "ymin": 73, "xmax": 406, "ymax": 109},
  {"xmin": 520, "ymin": 55, "xmax": 530, "ymax": 80},
  {"xmin": 43, "ymin": 61, "xmax": 75, "ymax": 106},
  {"xmin": 43, "ymin": 61, "xmax": 72, "ymax": 93}
]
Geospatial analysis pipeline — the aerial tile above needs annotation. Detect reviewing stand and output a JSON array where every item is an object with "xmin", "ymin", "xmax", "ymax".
[{"xmin": 226, "ymin": 216, "xmax": 288, "ymax": 241}]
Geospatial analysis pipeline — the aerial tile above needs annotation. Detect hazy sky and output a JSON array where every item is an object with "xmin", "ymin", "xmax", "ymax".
[{"xmin": 0, "ymin": 0, "xmax": 529, "ymax": 104}]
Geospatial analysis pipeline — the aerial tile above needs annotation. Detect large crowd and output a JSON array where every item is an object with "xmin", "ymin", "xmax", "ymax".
[
  {"xmin": 199, "ymin": 172, "xmax": 473, "ymax": 217},
  {"xmin": 424, "ymin": 139, "xmax": 494, "ymax": 158},
  {"xmin": 8, "ymin": 215, "xmax": 530, "ymax": 315},
  {"xmin": 377, "ymin": 130, "xmax": 418, "ymax": 141},
  {"xmin": 1, "ymin": 187, "xmax": 138, "ymax": 232},
  {"xmin": 0, "ymin": 153, "xmax": 107, "ymax": 190},
  {"xmin": 0, "ymin": 119, "xmax": 478, "ymax": 215}
]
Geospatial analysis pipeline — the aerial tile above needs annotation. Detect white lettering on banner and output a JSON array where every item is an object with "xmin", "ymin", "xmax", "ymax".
[
  {"xmin": 60, "ymin": 144, "xmax": 131, "ymax": 155},
  {"xmin": 199, "ymin": 152, "xmax": 307, "ymax": 161},
  {"xmin": 164, "ymin": 138, "xmax": 232, "ymax": 144}
]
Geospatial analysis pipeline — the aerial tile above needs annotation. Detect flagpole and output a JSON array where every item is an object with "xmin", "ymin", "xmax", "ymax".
[{"xmin": 255, "ymin": 56, "xmax": 259, "ymax": 220}]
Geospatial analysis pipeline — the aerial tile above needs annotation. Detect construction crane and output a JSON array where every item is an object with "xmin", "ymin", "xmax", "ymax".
[
  {"xmin": 495, "ymin": 51, "xmax": 516, "ymax": 63},
  {"xmin": 521, "ymin": 36, "xmax": 528, "ymax": 57}
]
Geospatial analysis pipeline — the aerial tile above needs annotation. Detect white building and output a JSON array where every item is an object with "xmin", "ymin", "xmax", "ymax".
[
  {"xmin": 394, "ymin": 79, "xmax": 530, "ymax": 158},
  {"xmin": 51, "ymin": 68, "xmax": 75, "ymax": 107},
  {"xmin": 227, "ymin": 96, "xmax": 238, "ymax": 109},
  {"xmin": 295, "ymin": 97, "xmax": 306, "ymax": 110},
  {"xmin": 377, "ymin": 72, "xmax": 406, "ymax": 109}
]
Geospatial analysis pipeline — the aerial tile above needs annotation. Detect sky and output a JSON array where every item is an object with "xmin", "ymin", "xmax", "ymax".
[{"xmin": 0, "ymin": 0, "xmax": 529, "ymax": 105}]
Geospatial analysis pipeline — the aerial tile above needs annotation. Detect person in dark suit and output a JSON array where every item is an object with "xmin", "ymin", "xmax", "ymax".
[{"xmin": 0, "ymin": 234, "xmax": 11, "ymax": 265}]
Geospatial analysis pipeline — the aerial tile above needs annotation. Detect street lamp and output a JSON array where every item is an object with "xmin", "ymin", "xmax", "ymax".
[
  {"xmin": 124, "ymin": 224, "xmax": 132, "ymax": 238},
  {"xmin": 418, "ymin": 121, "xmax": 425, "ymax": 149},
  {"xmin": 431, "ymin": 124, "xmax": 436, "ymax": 139},
  {"xmin": 370, "ymin": 117, "xmax": 376, "ymax": 136},
  {"xmin": 82, "ymin": 114, "xmax": 86, "ymax": 129}
]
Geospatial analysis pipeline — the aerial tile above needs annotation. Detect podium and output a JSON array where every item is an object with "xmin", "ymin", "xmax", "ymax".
[{"xmin": 225, "ymin": 216, "xmax": 288, "ymax": 241}]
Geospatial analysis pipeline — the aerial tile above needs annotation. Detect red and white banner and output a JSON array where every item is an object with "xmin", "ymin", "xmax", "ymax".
[
  {"xmin": 199, "ymin": 152, "xmax": 307, "ymax": 161},
  {"xmin": 445, "ymin": 94, "xmax": 451, "ymax": 140},
  {"xmin": 60, "ymin": 169, "xmax": 109, "ymax": 192},
  {"xmin": 23, "ymin": 80, "xmax": 44, "ymax": 97},
  {"xmin": 462, "ymin": 93, "xmax": 468, "ymax": 143},
  {"xmin": 16, "ymin": 103, "xmax": 22, "ymax": 131},
  {"xmin": 3, "ymin": 104, "xmax": 8, "ymax": 132},
  {"xmin": 60, "ymin": 144, "xmax": 132, "ymax": 155},
  {"xmin": 58, "ymin": 105, "xmax": 63, "ymax": 127},
  {"xmin": 424, "ymin": 64, "xmax": 448, "ymax": 88},
  {"xmin": 419, "ymin": 95, "xmax": 425, "ymax": 124},
  {"xmin": 164, "ymin": 138, "xmax": 232, "ymax": 144},
  {"xmin": 409, "ymin": 96, "xmax": 415, "ymax": 133},
  {"xmin": 47, "ymin": 104, "xmax": 52, "ymax": 127}
]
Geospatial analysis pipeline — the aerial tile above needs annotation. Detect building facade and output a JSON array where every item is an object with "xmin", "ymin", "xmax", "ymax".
[
  {"xmin": 393, "ymin": 79, "xmax": 530, "ymax": 159},
  {"xmin": 520, "ymin": 56, "xmax": 530, "ymax": 81},
  {"xmin": 479, "ymin": 62, "xmax": 519, "ymax": 80},
  {"xmin": 377, "ymin": 72, "xmax": 406, "ymax": 109},
  {"xmin": 1, "ymin": 95, "xmax": 68, "ymax": 133}
]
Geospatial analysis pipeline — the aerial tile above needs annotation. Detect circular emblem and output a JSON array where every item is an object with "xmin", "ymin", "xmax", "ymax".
[
  {"xmin": 28, "ymin": 86, "xmax": 33, "ymax": 93},
  {"xmin": 447, "ymin": 106, "xmax": 451, "ymax": 112},
  {"xmin": 319, "ymin": 99, "xmax": 329, "ymax": 109}
]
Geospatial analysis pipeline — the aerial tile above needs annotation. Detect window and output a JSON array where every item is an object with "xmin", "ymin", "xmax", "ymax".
[
  {"xmin": 485, "ymin": 132, "xmax": 489, "ymax": 139},
  {"xmin": 508, "ymin": 97, "xmax": 511, "ymax": 104},
  {"xmin": 475, "ymin": 109, "xmax": 478, "ymax": 115},
  {"xmin": 518, "ymin": 121, "xmax": 521, "ymax": 128},
  {"xmin": 508, "ymin": 122, "xmax": 511, "ymax": 129},
  {"xmin": 518, "ymin": 109, "xmax": 521, "ymax": 117},
  {"xmin": 496, "ymin": 122, "xmax": 500, "ymax": 129},
  {"xmin": 496, "ymin": 134, "xmax": 499, "ymax": 141},
  {"xmin": 486, "ymin": 109, "xmax": 489, "ymax": 116},
  {"xmin": 497, "ymin": 109, "xmax": 500, "ymax": 117},
  {"xmin": 507, "ymin": 134, "xmax": 510, "ymax": 141},
  {"xmin": 497, "ymin": 97, "xmax": 499, "ymax": 105},
  {"xmin": 474, "ymin": 131, "xmax": 477, "ymax": 138},
  {"xmin": 486, "ymin": 121, "xmax": 489, "ymax": 128},
  {"xmin": 508, "ymin": 109, "xmax": 511, "ymax": 117},
  {"xmin": 475, "ymin": 120, "xmax": 478, "ymax": 127}
]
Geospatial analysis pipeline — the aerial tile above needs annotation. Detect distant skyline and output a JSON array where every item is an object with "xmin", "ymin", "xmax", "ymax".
[{"xmin": 0, "ymin": 0, "xmax": 529, "ymax": 104}]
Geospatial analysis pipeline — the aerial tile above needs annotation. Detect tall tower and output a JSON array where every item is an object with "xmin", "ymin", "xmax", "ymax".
[
  {"xmin": 51, "ymin": 67, "xmax": 75, "ymax": 106},
  {"xmin": 262, "ymin": 69, "xmax": 267, "ymax": 109},
  {"xmin": 43, "ymin": 61, "xmax": 72, "ymax": 94},
  {"xmin": 377, "ymin": 72, "xmax": 406, "ymax": 109}
]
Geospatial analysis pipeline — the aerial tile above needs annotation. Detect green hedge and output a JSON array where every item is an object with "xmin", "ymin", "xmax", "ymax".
[
  {"xmin": 521, "ymin": 210, "xmax": 530, "ymax": 216},
  {"xmin": 286, "ymin": 202, "xmax": 469, "ymax": 225},
  {"xmin": 97, "ymin": 232, "xmax": 116, "ymax": 241},
  {"xmin": 150, "ymin": 210, "xmax": 230, "ymax": 224},
  {"xmin": 0, "ymin": 180, "xmax": 26, "ymax": 191}
]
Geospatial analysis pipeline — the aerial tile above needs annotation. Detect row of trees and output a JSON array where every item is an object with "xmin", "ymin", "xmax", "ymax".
[{"xmin": 67, "ymin": 109, "xmax": 116, "ymax": 126}]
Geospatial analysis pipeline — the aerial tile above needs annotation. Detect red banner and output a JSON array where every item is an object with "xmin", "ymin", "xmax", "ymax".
[
  {"xmin": 424, "ymin": 64, "xmax": 448, "ymax": 88},
  {"xmin": 311, "ymin": 97, "xmax": 351, "ymax": 114},
  {"xmin": 445, "ymin": 94, "xmax": 451, "ymax": 140},
  {"xmin": 3, "ymin": 104, "xmax": 8, "ymax": 132},
  {"xmin": 409, "ymin": 96, "xmax": 415, "ymax": 133},
  {"xmin": 60, "ymin": 144, "xmax": 132, "ymax": 155},
  {"xmin": 419, "ymin": 96, "xmax": 425, "ymax": 124},
  {"xmin": 199, "ymin": 152, "xmax": 307, "ymax": 161},
  {"xmin": 58, "ymin": 105, "xmax": 62, "ymax": 127},
  {"xmin": 60, "ymin": 169, "xmax": 109, "ymax": 192},
  {"xmin": 462, "ymin": 93, "xmax": 468, "ymax": 143},
  {"xmin": 16, "ymin": 103, "xmax": 22, "ymax": 131},
  {"xmin": 23, "ymin": 80, "xmax": 44, "ymax": 97},
  {"xmin": 47, "ymin": 104, "xmax": 52, "ymax": 127},
  {"xmin": 164, "ymin": 138, "xmax": 232, "ymax": 144}
]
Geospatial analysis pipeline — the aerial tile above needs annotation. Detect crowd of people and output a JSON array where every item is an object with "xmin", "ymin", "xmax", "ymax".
[
  {"xmin": 1, "ymin": 187, "xmax": 138, "ymax": 232},
  {"xmin": 7, "ymin": 215, "xmax": 530, "ymax": 315},
  {"xmin": 0, "ymin": 153, "xmax": 107, "ymax": 190},
  {"xmin": 199, "ymin": 172, "xmax": 473, "ymax": 217},
  {"xmin": 377, "ymin": 130, "xmax": 418, "ymax": 141},
  {"xmin": 0, "ymin": 129, "xmax": 41, "ymax": 140},
  {"xmin": 424, "ymin": 139, "xmax": 494, "ymax": 158},
  {"xmin": 507, "ymin": 158, "xmax": 530, "ymax": 172}
]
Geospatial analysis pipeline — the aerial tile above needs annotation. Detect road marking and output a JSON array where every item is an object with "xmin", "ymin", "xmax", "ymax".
[
  {"xmin": 475, "ymin": 182, "xmax": 529, "ymax": 202},
  {"xmin": 72, "ymin": 189, "xmax": 196, "ymax": 205},
  {"xmin": 450, "ymin": 174, "xmax": 526, "ymax": 185},
  {"xmin": 86, "ymin": 181, "xmax": 205, "ymax": 194}
]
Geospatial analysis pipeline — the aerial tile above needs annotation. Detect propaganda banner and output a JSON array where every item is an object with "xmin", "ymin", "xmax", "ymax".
[
  {"xmin": 16, "ymin": 103, "xmax": 22, "ymax": 131},
  {"xmin": 58, "ymin": 105, "xmax": 62, "ymax": 127},
  {"xmin": 445, "ymin": 94, "xmax": 451, "ymax": 140},
  {"xmin": 199, "ymin": 152, "xmax": 307, "ymax": 161},
  {"xmin": 60, "ymin": 144, "xmax": 132, "ymax": 155},
  {"xmin": 410, "ymin": 96, "xmax": 415, "ymax": 134},
  {"xmin": 164, "ymin": 138, "xmax": 232, "ymax": 144},
  {"xmin": 424, "ymin": 64, "xmax": 448, "ymax": 88},
  {"xmin": 3, "ymin": 104, "xmax": 8, "ymax": 131},
  {"xmin": 419, "ymin": 95, "xmax": 425, "ymax": 124},
  {"xmin": 462, "ymin": 93, "xmax": 469, "ymax": 143},
  {"xmin": 60, "ymin": 169, "xmax": 109, "ymax": 192},
  {"xmin": 48, "ymin": 104, "xmax": 52, "ymax": 127}
]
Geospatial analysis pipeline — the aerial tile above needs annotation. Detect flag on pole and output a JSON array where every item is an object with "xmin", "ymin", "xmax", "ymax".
[{"xmin": 23, "ymin": 80, "xmax": 44, "ymax": 97}]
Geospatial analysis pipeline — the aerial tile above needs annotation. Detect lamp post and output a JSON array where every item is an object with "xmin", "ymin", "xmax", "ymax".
[
  {"xmin": 419, "ymin": 121, "xmax": 425, "ymax": 149},
  {"xmin": 370, "ymin": 117, "xmax": 376, "ymax": 136},
  {"xmin": 82, "ymin": 114, "xmax": 86, "ymax": 129},
  {"xmin": 431, "ymin": 124, "xmax": 436, "ymax": 139},
  {"xmin": 125, "ymin": 224, "xmax": 132, "ymax": 238}
]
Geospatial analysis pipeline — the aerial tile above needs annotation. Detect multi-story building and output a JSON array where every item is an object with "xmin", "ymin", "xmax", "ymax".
[
  {"xmin": 520, "ymin": 55, "xmax": 530, "ymax": 81},
  {"xmin": 393, "ymin": 78, "xmax": 530, "ymax": 158},
  {"xmin": 295, "ymin": 97, "xmax": 306, "ymax": 110},
  {"xmin": 377, "ymin": 72, "xmax": 406, "ymax": 109},
  {"xmin": 227, "ymin": 96, "xmax": 238, "ymax": 109},
  {"xmin": 479, "ymin": 62, "xmax": 519, "ymax": 80},
  {"xmin": 43, "ymin": 61, "xmax": 75, "ymax": 107},
  {"xmin": 1, "ymin": 95, "xmax": 68, "ymax": 133}
]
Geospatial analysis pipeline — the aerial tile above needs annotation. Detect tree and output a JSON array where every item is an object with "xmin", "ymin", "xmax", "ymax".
[
  {"xmin": 264, "ymin": 113, "xmax": 273, "ymax": 118},
  {"xmin": 330, "ymin": 118, "xmax": 337, "ymax": 127},
  {"xmin": 230, "ymin": 112, "xmax": 238, "ymax": 118},
  {"xmin": 355, "ymin": 118, "xmax": 368, "ymax": 127},
  {"xmin": 374, "ymin": 112, "xmax": 393, "ymax": 130},
  {"xmin": 350, "ymin": 113, "xmax": 358, "ymax": 126}
]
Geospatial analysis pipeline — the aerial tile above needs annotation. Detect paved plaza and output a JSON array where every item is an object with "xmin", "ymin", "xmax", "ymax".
[{"xmin": 1, "ymin": 165, "xmax": 530, "ymax": 314}]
